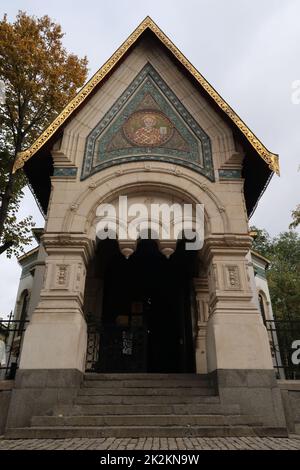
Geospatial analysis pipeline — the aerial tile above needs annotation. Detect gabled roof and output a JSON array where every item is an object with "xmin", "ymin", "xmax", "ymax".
[{"xmin": 14, "ymin": 16, "xmax": 279, "ymax": 174}]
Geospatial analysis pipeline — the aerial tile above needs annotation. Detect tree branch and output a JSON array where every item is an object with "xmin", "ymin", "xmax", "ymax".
[{"xmin": 0, "ymin": 240, "xmax": 14, "ymax": 256}]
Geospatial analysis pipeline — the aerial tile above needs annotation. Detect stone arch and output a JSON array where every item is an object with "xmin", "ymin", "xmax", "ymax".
[
  {"xmin": 62, "ymin": 163, "xmax": 229, "ymax": 240},
  {"xmin": 258, "ymin": 289, "xmax": 270, "ymax": 323}
]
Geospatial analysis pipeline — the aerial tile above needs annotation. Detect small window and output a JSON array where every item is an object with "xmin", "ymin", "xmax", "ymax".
[
  {"xmin": 18, "ymin": 290, "xmax": 29, "ymax": 334},
  {"xmin": 259, "ymin": 293, "xmax": 267, "ymax": 324}
]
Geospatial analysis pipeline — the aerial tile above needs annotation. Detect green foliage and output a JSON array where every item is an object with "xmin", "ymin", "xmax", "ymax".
[
  {"xmin": 290, "ymin": 204, "xmax": 300, "ymax": 230},
  {"xmin": 251, "ymin": 226, "xmax": 300, "ymax": 320},
  {"xmin": 0, "ymin": 11, "xmax": 88, "ymax": 257},
  {"xmin": 0, "ymin": 148, "xmax": 33, "ymax": 257}
]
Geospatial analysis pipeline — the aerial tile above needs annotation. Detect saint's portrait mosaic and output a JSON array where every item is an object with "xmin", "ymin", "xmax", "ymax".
[
  {"xmin": 123, "ymin": 111, "xmax": 173, "ymax": 147},
  {"xmin": 82, "ymin": 64, "xmax": 214, "ymax": 181}
]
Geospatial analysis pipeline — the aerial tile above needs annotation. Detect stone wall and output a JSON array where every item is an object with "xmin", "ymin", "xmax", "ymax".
[
  {"xmin": 279, "ymin": 380, "xmax": 300, "ymax": 434},
  {"xmin": 0, "ymin": 381, "xmax": 13, "ymax": 435}
]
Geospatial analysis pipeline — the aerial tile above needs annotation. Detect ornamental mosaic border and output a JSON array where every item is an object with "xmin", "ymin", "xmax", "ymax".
[
  {"xmin": 95, "ymin": 79, "xmax": 204, "ymax": 165},
  {"xmin": 81, "ymin": 63, "xmax": 214, "ymax": 181},
  {"xmin": 218, "ymin": 169, "xmax": 242, "ymax": 180},
  {"xmin": 254, "ymin": 265, "xmax": 267, "ymax": 280},
  {"xmin": 53, "ymin": 167, "xmax": 78, "ymax": 178}
]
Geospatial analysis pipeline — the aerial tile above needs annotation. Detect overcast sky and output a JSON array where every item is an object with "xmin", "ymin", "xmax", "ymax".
[{"xmin": 0, "ymin": 0, "xmax": 299, "ymax": 317}]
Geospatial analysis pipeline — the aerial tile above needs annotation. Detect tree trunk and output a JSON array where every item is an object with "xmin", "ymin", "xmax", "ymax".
[
  {"xmin": 0, "ymin": 146, "xmax": 19, "ymax": 246},
  {"xmin": 0, "ymin": 167, "xmax": 15, "ymax": 238}
]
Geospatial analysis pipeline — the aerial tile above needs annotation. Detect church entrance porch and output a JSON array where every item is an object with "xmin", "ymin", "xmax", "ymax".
[{"xmin": 85, "ymin": 239, "xmax": 197, "ymax": 374}]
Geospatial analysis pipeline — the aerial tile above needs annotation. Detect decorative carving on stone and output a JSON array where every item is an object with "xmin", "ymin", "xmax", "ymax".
[
  {"xmin": 173, "ymin": 166, "xmax": 182, "ymax": 177},
  {"xmin": 121, "ymin": 247, "xmax": 134, "ymax": 259},
  {"xmin": 212, "ymin": 264, "xmax": 219, "ymax": 289},
  {"xmin": 56, "ymin": 264, "xmax": 69, "ymax": 287},
  {"xmin": 160, "ymin": 247, "xmax": 174, "ymax": 259},
  {"xmin": 57, "ymin": 234, "xmax": 72, "ymax": 245},
  {"xmin": 75, "ymin": 263, "xmax": 83, "ymax": 291},
  {"xmin": 224, "ymin": 265, "xmax": 241, "ymax": 290}
]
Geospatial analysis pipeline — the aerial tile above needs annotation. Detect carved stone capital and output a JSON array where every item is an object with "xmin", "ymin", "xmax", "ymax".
[
  {"xmin": 202, "ymin": 234, "xmax": 252, "ymax": 263},
  {"xmin": 42, "ymin": 233, "xmax": 94, "ymax": 265}
]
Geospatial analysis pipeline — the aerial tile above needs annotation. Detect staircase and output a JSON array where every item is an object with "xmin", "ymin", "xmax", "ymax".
[{"xmin": 6, "ymin": 373, "xmax": 273, "ymax": 438}]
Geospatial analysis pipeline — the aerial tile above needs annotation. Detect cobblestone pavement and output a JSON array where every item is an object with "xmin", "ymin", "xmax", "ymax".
[{"xmin": 0, "ymin": 437, "xmax": 300, "ymax": 450}]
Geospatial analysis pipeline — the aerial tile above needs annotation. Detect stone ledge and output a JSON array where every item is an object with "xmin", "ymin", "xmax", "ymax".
[
  {"xmin": 0, "ymin": 380, "xmax": 14, "ymax": 391},
  {"xmin": 278, "ymin": 380, "xmax": 300, "ymax": 391}
]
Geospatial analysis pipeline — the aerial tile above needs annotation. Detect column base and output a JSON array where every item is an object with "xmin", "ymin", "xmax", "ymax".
[
  {"xmin": 210, "ymin": 368, "xmax": 287, "ymax": 430},
  {"xmin": 5, "ymin": 369, "xmax": 83, "ymax": 429}
]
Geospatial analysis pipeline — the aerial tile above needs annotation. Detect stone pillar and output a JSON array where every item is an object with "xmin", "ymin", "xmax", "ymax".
[
  {"xmin": 193, "ymin": 277, "xmax": 209, "ymax": 374},
  {"xmin": 203, "ymin": 234, "xmax": 273, "ymax": 372},
  {"xmin": 19, "ymin": 234, "xmax": 93, "ymax": 372},
  {"xmin": 6, "ymin": 234, "xmax": 94, "ymax": 430},
  {"xmin": 202, "ymin": 235, "xmax": 287, "ymax": 432}
]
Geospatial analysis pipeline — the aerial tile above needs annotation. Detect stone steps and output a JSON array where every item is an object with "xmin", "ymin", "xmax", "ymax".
[
  {"xmin": 6, "ymin": 426, "xmax": 287, "ymax": 439},
  {"xmin": 75, "ymin": 394, "xmax": 220, "ymax": 405},
  {"xmin": 84, "ymin": 373, "xmax": 210, "ymax": 381},
  {"xmin": 6, "ymin": 373, "xmax": 288, "ymax": 439},
  {"xmin": 78, "ymin": 387, "xmax": 215, "ymax": 396},
  {"xmin": 53, "ymin": 403, "xmax": 240, "ymax": 415},
  {"xmin": 82, "ymin": 380, "xmax": 213, "ymax": 388},
  {"xmin": 5, "ymin": 425, "xmax": 287, "ymax": 439},
  {"xmin": 31, "ymin": 414, "xmax": 262, "ymax": 427}
]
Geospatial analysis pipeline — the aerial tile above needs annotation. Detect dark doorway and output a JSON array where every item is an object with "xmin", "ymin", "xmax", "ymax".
[{"xmin": 96, "ymin": 239, "xmax": 196, "ymax": 373}]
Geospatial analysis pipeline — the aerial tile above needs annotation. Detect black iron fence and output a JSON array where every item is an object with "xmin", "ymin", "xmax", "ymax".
[
  {"xmin": 0, "ymin": 315, "xmax": 29, "ymax": 380},
  {"xmin": 86, "ymin": 324, "xmax": 148, "ymax": 373},
  {"xmin": 1, "ymin": 313, "xmax": 298, "ymax": 380},
  {"xmin": 265, "ymin": 319, "xmax": 300, "ymax": 380}
]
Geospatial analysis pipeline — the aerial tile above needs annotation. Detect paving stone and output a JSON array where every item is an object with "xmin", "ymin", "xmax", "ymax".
[{"xmin": 0, "ymin": 437, "xmax": 300, "ymax": 450}]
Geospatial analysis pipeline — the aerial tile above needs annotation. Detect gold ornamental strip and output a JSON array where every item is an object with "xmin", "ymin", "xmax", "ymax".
[{"xmin": 14, "ymin": 17, "xmax": 279, "ymax": 175}]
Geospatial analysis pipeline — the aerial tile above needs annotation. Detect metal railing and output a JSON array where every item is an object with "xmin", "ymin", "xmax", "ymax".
[
  {"xmin": 85, "ymin": 323, "xmax": 148, "ymax": 373},
  {"xmin": 265, "ymin": 319, "xmax": 300, "ymax": 380},
  {"xmin": 0, "ymin": 314, "xmax": 29, "ymax": 380}
]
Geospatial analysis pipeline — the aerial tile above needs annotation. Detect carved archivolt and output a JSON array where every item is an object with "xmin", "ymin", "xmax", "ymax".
[{"xmin": 61, "ymin": 163, "xmax": 229, "ymax": 236}]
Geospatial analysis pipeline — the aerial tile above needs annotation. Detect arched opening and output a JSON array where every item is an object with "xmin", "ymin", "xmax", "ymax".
[
  {"xmin": 18, "ymin": 290, "xmax": 29, "ymax": 335},
  {"xmin": 85, "ymin": 238, "xmax": 197, "ymax": 373},
  {"xmin": 258, "ymin": 292, "xmax": 267, "ymax": 324}
]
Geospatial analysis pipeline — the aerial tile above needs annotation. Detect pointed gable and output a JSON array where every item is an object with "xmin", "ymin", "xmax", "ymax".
[
  {"xmin": 16, "ymin": 17, "xmax": 279, "ymax": 216},
  {"xmin": 82, "ymin": 64, "xmax": 213, "ymax": 180}
]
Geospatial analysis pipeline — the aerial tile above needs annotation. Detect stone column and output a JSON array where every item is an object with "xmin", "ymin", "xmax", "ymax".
[
  {"xmin": 6, "ymin": 234, "xmax": 95, "ymax": 429},
  {"xmin": 193, "ymin": 277, "xmax": 209, "ymax": 374},
  {"xmin": 203, "ymin": 234, "xmax": 273, "ymax": 372},
  {"xmin": 19, "ymin": 233, "xmax": 94, "ymax": 372},
  {"xmin": 202, "ymin": 235, "xmax": 287, "ymax": 431}
]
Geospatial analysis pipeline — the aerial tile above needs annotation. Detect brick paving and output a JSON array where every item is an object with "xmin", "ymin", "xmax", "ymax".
[{"xmin": 0, "ymin": 436, "xmax": 300, "ymax": 450}]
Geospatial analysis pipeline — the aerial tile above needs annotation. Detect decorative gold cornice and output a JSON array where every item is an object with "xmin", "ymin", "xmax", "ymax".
[{"xmin": 13, "ymin": 16, "xmax": 280, "ymax": 175}]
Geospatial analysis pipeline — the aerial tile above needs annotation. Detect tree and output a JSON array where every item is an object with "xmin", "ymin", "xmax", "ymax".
[
  {"xmin": 251, "ymin": 226, "xmax": 300, "ymax": 320},
  {"xmin": 290, "ymin": 204, "xmax": 300, "ymax": 230},
  {"xmin": 0, "ymin": 11, "xmax": 88, "ymax": 256}
]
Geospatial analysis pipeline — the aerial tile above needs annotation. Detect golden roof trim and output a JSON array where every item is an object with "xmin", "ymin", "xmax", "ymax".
[
  {"xmin": 14, "ymin": 16, "xmax": 280, "ymax": 175},
  {"xmin": 251, "ymin": 249, "xmax": 270, "ymax": 266}
]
